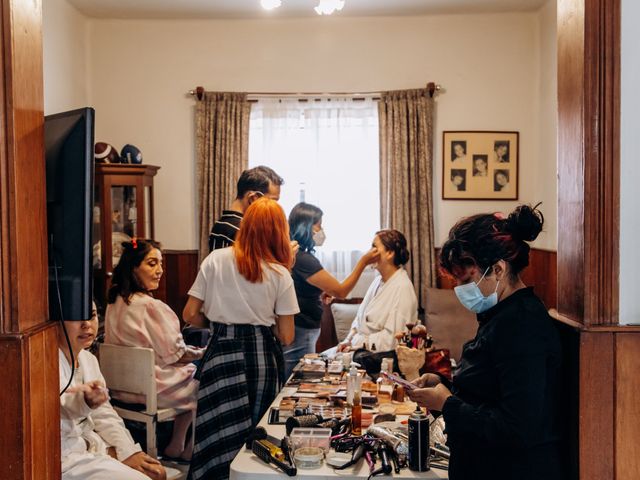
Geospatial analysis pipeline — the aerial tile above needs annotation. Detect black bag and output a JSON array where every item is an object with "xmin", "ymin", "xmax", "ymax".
[{"xmin": 351, "ymin": 349, "xmax": 398, "ymax": 381}]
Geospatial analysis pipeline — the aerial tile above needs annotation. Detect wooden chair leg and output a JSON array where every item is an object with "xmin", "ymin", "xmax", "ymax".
[{"xmin": 147, "ymin": 417, "xmax": 158, "ymax": 458}]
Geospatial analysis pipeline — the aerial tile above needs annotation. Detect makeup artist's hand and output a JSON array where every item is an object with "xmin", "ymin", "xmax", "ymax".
[
  {"xmin": 291, "ymin": 240, "xmax": 299, "ymax": 257},
  {"xmin": 407, "ymin": 384, "xmax": 452, "ymax": 412},
  {"xmin": 411, "ymin": 373, "xmax": 442, "ymax": 388},
  {"xmin": 66, "ymin": 380, "xmax": 109, "ymax": 409},
  {"xmin": 321, "ymin": 292, "xmax": 334, "ymax": 305},
  {"xmin": 361, "ymin": 247, "xmax": 380, "ymax": 265}
]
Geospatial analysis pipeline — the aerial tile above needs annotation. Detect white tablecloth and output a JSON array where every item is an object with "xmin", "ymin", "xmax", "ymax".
[{"xmin": 230, "ymin": 387, "xmax": 448, "ymax": 480}]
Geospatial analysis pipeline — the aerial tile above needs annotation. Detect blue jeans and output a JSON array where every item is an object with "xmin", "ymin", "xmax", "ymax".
[{"xmin": 282, "ymin": 325, "xmax": 321, "ymax": 380}]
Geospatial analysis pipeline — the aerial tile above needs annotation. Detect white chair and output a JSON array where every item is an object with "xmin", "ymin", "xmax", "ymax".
[{"xmin": 99, "ymin": 343, "xmax": 179, "ymax": 458}]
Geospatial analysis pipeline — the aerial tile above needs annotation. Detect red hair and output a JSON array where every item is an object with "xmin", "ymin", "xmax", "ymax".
[{"xmin": 233, "ymin": 197, "xmax": 292, "ymax": 283}]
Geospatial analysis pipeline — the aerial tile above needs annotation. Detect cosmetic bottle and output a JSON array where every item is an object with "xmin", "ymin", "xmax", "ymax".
[{"xmin": 346, "ymin": 362, "xmax": 362, "ymax": 435}]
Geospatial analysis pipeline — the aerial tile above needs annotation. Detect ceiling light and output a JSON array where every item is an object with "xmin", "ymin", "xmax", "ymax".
[
  {"xmin": 314, "ymin": 0, "xmax": 345, "ymax": 15},
  {"xmin": 261, "ymin": 0, "xmax": 282, "ymax": 10}
]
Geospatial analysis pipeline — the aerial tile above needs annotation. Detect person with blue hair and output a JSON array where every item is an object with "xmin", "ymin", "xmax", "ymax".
[{"xmin": 283, "ymin": 202, "xmax": 379, "ymax": 378}]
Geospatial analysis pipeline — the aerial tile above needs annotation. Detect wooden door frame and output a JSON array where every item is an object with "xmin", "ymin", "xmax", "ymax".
[
  {"xmin": 556, "ymin": 2, "xmax": 640, "ymax": 480},
  {"xmin": 557, "ymin": 0, "xmax": 620, "ymax": 327},
  {"xmin": 0, "ymin": 0, "xmax": 61, "ymax": 478}
]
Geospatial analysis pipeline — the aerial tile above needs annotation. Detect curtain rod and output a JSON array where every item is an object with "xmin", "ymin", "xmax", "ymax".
[{"xmin": 188, "ymin": 82, "xmax": 441, "ymax": 101}]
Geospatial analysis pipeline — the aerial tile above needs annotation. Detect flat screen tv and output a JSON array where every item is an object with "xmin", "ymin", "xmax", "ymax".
[{"xmin": 45, "ymin": 107, "xmax": 95, "ymax": 321}]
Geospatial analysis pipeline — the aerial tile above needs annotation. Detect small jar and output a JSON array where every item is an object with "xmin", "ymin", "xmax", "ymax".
[{"xmin": 392, "ymin": 383, "xmax": 405, "ymax": 402}]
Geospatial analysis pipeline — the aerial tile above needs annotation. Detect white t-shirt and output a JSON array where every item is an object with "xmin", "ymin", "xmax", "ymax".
[{"xmin": 188, "ymin": 247, "xmax": 300, "ymax": 327}]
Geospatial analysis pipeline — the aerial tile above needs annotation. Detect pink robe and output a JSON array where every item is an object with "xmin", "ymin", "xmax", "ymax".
[{"xmin": 105, "ymin": 294, "xmax": 197, "ymax": 412}]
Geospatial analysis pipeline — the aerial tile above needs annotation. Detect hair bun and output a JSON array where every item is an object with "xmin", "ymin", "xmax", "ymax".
[
  {"xmin": 505, "ymin": 203, "xmax": 544, "ymax": 242},
  {"xmin": 397, "ymin": 245, "xmax": 410, "ymax": 266}
]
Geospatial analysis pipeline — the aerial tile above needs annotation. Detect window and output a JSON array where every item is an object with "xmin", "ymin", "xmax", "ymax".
[{"xmin": 249, "ymin": 97, "xmax": 379, "ymax": 290}]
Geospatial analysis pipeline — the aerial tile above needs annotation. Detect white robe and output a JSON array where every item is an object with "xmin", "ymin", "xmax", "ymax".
[
  {"xmin": 347, "ymin": 268, "xmax": 418, "ymax": 352},
  {"xmin": 60, "ymin": 349, "xmax": 148, "ymax": 480}
]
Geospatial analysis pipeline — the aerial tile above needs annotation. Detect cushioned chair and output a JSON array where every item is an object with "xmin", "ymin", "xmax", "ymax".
[
  {"xmin": 424, "ymin": 287, "xmax": 477, "ymax": 363},
  {"xmin": 99, "ymin": 343, "xmax": 178, "ymax": 458},
  {"xmin": 316, "ymin": 299, "xmax": 362, "ymax": 352},
  {"xmin": 331, "ymin": 302, "xmax": 361, "ymax": 343}
]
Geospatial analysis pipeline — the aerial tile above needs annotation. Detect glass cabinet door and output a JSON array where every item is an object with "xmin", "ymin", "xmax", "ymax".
[
  {"xmin": 144, "ymin": 186, "xmax": 152, "ymax": 238},
  {"xmin": 92, "ymin": 183, "xmax": 105, "ymax": 311},
  {"xmin": 110, "ymin": 185, "xmax": 137, "ymax": 267},
  {"xmin": 93, "ymin": 184, "xmax": 103, "ymax": 270}
]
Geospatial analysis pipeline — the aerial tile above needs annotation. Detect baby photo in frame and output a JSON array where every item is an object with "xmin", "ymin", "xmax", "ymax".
[{"xmin": 442, "ymin": 131, "xmax": 519, "ymax": 200}]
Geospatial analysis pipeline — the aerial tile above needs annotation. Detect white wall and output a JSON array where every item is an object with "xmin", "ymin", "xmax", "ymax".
[
  {"xmin": 43, "ymin": 0, "xmax": 90, "ymax": 114},
  {"xmin": 535, "ymin": 0, "xmax": 558, "ymax": 249},
  {"xmin": 620, "ymin": 0, "xmax": 640, "ymax": 325},
  {"xmin": 40, "ymin": 5, "xmax": 556, "ymax": 252},
  {"xmin": 87, "ymin": 10, "xmax": 558, "ymax": 251}
]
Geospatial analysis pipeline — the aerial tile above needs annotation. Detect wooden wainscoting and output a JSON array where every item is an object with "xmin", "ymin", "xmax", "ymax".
[
  {"xmin": 614, "ymin": 333, "xmax": 640, "ymax": 479},
  {"xmin": 155, "ymin": 250, "xmax": 200, "ymax": 322},
  {"xmin": 575, "ymin": 328, "xmax": 640, "ymax": 480},
  {"xmin": 159, "ymin": 248, "xmax": 558, "ymax": 318},
  {"xmin": 435, "ymin": 248, "xmax": 558, "ymax": 310}
]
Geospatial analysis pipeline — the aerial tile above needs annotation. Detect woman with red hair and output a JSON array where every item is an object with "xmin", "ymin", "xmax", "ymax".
[{"xmin": 183, "ymin": 197, "xmax": 299, "ymax": 480}]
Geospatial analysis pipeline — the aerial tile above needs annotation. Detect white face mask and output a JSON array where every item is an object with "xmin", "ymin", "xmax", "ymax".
[
  {"xmin": 453, "ymin": 266, "xmax": 499, "ymax": 314},
  {"xmin": 313, "ymin": 228, "xmax": 326, "ymax": 247}
]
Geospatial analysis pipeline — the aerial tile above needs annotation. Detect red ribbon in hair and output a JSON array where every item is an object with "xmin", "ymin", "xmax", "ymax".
[{"xmin": 132, "ymin": 238, "xmax": 138, "ymax": 249}]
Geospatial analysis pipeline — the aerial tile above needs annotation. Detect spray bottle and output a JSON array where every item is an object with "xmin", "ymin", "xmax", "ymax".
[{"xmin": 346, "ymin": 362, "xmax": 362, "ymax": 435}]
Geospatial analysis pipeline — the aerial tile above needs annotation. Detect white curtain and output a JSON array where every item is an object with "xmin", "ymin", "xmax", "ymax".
[{"xmin": 249, "ymin": 98, "xmax": 380, "ymax": 296}]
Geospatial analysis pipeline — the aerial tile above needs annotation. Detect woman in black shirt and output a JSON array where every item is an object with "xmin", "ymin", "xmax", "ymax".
[
  {"xmin": 283, "ymin": 202, "xmax": 379, "ymax": 378},
  {"xmin": 408, "ymin": 204, "xmax": 563, "ymax": 480}
]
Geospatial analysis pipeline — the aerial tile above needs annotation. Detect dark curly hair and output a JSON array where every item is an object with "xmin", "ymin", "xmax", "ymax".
[
  {"xmin": 376, "ymin": 229, "xmax": 410, "ymax": 267},
  {"xmin": 107, "ymin": 238, "xmax": 162, "ymax": 304},
  {"xmin": 439, "ymin": 203, "xmax": 544, "ymax": 282}
]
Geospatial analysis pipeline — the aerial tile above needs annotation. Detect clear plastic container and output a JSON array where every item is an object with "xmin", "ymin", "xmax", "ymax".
[
  {"xmin": 294, "ymin": 447, "xmax": 324, "ymax": 469},
  {"xmin": 290, "ymin": 427, "xmax": 332, "ymax": 454}
]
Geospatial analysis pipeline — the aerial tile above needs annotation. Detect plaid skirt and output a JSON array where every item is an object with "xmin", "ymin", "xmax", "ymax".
[{"xmin": 188, "ymin": 323, "xmax": 284, "ymax": 480}]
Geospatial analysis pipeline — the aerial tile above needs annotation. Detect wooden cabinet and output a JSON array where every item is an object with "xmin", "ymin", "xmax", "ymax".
[{"xmin": 93, "ymin": 164, "xmax": 160, "ymax": 309}]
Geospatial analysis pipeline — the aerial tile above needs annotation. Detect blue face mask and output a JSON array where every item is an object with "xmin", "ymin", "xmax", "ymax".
[{"xmin": 454, "ymin": 267, "xmax": 499, "ymax": 314}]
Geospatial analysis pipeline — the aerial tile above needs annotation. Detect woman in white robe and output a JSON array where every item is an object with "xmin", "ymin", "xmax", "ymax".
[
  {"xmin": 59, "ymin": 303, "xmax": 166, "ymax": 480},
  {"xmin": 338, "ymin": 229, "xmax": 418, "ymax": 353}
]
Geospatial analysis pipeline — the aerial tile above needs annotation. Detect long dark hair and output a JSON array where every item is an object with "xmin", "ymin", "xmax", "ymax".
[
  {"xmin": 440, "ymin": 203, "xmax": 544, "ymax": 282},
  {"xmin": 289, "ymin": 202, "xmax": 323, "ymax": 253},
  {"xmin": 107, "ymin": 238, "xmax": 161, "ymax": 304}
]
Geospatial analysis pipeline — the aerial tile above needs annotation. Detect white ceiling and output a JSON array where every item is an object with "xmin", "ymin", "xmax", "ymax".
[{"xmin": 68, "ymin": 0, "xmax": 549, "ymax": 20}]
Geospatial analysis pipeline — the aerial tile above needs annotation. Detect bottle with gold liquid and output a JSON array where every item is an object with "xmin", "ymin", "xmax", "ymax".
[
  {"xmin": 351, "ymin": 391, "xmax": 362, "ymax": 435},
  {"xmin": 346, "ymin": 362, "xmax": 362, "ymax": 435}
]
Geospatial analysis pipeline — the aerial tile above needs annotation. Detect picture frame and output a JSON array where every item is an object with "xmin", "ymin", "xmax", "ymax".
[{"xmin": 442, "ymin": 131, "xmax": 519, "ymax": 200}]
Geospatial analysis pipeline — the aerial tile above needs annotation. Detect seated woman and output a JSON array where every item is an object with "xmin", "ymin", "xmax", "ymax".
[
  {"xmin": 284, "ymin": 202, "xmax": 379, "ymax": 377},
  {"xmin": 337, "ymin": 229, "xmax": 418, "ymax": 354},
  {"xmin": 59, "ymin": 302, "xmax": 166, "ymax": 480},
  {"xmin": 104, "ymin": 239, "xmax": 203, "ymax": 462}
]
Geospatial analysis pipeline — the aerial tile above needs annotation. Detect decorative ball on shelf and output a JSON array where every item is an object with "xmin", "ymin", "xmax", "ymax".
[
  {"xmin": 120, "ymin": 144, "xmax": 143, "ymax": 164},
  {"xmin": 94, "ymin": 142, "xmax": 121, "ymax": 163}
]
